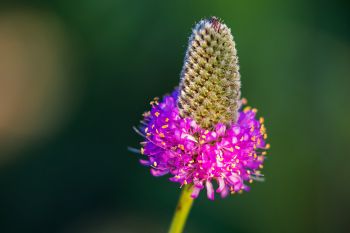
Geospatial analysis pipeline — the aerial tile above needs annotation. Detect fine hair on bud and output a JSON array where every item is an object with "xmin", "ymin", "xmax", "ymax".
[{"xmin": 177, "ymin": 17, "xmax": 241, "ymax": 129}]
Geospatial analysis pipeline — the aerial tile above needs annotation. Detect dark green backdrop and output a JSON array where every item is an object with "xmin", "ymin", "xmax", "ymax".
[{"xmin": 0, "ymin": 0, "xmax": 349, "ymax": 233}]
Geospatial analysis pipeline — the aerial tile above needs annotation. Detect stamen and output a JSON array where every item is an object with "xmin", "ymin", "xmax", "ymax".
[
  {"xmin": 243, "ymin": 106, "xmax": 251, "ymax": 112},
  {"xmin": 259, "ymin": 117, "xmax": 264, "ymax": 123}
]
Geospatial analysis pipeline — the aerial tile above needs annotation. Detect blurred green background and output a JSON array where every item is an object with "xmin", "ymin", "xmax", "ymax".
[{"xmin": 0, "ymin": 0, "xmax": 349, "ymax": 233}]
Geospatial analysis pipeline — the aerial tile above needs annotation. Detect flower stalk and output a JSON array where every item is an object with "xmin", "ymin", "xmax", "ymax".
[{"xmin": 168, "ymin": 185, "xmax": 194, "ymax": 233}]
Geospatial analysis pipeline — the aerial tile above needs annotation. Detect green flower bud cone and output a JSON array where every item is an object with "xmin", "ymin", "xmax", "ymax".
[{"xmin": 177, "ymin": 17, "xmax": 241, "ymax": 129}]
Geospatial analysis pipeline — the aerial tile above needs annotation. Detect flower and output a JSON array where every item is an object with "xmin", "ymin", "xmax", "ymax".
[
  {"xmin": 133, "ymin": 17, "xmax": 269, "ymax": 200},
  {"xmin": 136, "ymin": 90, "xmax": 268, "ymax": 200}
]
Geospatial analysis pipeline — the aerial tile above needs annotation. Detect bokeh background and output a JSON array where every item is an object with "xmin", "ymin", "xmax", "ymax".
[{"xmin": 0, "ymin": 0, "xmax": 349, "ymax": 233}]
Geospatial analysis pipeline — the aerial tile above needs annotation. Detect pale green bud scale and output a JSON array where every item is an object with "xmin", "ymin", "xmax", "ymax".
[{"xmin": 177, "ymin": 17, "xmax": 241, "ymax": 129}]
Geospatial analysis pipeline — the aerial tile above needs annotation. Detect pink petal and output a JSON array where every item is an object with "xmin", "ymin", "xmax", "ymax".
[
  {"xmin": 194, "ymin": 180, "xmax": 204, "ymax": 189},
  {"xmin": 243, "ymin": 185, "xmax": 251, "ymax": 192},
  {"xmin": 231, "ymin": 136, "xmax": 238, "ymax": 144},
  {"xmin": 191, "ymin": 186, "xmax": 201, "ymax": 199},
  {"xmin": 227, "ymin": 174, "xmax": 241, "ymax": 185},
  {"xmin": 150, "ymin": 168, "xmax": 169, "ymax": 176},
  {"xmin": 139, "ymin": 159, "xmax": 150, "ymax": 165},
  {"xmin": 233, "ymin": 184, "xmax": 242, "ymax": 192},
  {"xmin": 206, "ymin": 180, "xmax": 215, "ymax": 200},
  {"xmin": 232, "ymin": 126, "xmax": 240, "ymax": 135},
  {"xmin": 216, "ymin": 177, "xmax": 226, "ymax": 193},
  {"xmin": 216, "ymin": 123, "xmax": 226, "ymax": 136},
  {"xmin": 220, "ymin": 187, "xmax": 229, "ymax": 198}
]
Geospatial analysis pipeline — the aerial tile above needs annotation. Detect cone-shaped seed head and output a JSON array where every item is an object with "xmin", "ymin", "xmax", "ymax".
[{"xmin": 177, "ymin": 17, "xmax": 241, "ymax": 129}]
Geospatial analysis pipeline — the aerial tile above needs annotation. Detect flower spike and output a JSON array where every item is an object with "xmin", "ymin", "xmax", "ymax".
[
  {"xmin": 178, "ymin": 17, "xmax": 241, "ymax": 129},
  {"xmin": 134, "ymin": 17, "xmax": 269, "ymax": 200}
]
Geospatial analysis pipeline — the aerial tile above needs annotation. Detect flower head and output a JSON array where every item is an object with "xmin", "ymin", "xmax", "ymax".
[
  {"xmin": 137, "ymin": 90, "xmax": 268, "ymax": 200},
  {"xmin": 134, "ymin": 17, "xmax": 269, "ymax": 200}
]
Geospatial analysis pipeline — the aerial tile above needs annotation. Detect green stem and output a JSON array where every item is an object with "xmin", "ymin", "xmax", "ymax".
[{"xmin": 168, "ymin": 185, "xmax": 194, "ymax": 233}]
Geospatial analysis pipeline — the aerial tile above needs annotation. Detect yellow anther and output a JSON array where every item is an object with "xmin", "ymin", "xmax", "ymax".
[
  {"xmin": 159, "ymin": 133, "xmax": 165, "ymax": 138},
  {"xmin": 235, "ymin": 145, "xmax": 240, "ymax": 150},
  {"xmin": 153, "ymin": 161, "xmax": 157, "ymax": 167},
  {"xmin": 265, "ymin": 144, "xmax": 270, "ymax": 149},
  {"xmin": 162, "ymin": 124, "xmax": 168, "ymax": 129},
  {"xmin": 151, "ymin": 102, "xmax": 158, "ymax": 106},
  {"xmin": 252, "ymin": 108, "xmax": 258, "ymax": 113},
  {"xmin": 231, "ymin": 164, "xmax": 236, "ymax": 168},
  {"xmin": 152, "ymin": 124, "xmax": 155, "ymax": 129},
  {"xmin": 251, "ymin": 136, "xmax": 256, "ymax": 141},
  {"xmin": 140, "ymin": 148, "xmax": 144, "ymax": 154},
  {"xmin": 205, "ymin": 130, "xmax": 209, "ymax": 134},
  {"xmin": 249, "ymin": 179, "xmax": 253, "ymax": 183},
  {"xmin": 161, "ymin": 141, "xmax": 166, "ymax": 146},
  {"xmin": 259, "ymin": 164, "xmax": 264, "ymax": 169},
  {"xmin": 184, "ymin": 180, "xmax": 188, "ymax": 185},
  {"xmin": 250, "ymin": 126, "xmax": 255, "ymax": 132},
  {"xmin": 144, "ymin": 127, "xmax": 149, "ymax": 133},
  {"xmin": 146, "ymin": 133, "xmax": 151, "ymax": 137},
  {"xmin": 262, "ymin": 151, "xmax": 267, "ymax": 155},
  {"xmin": 257, "ymin": 138, "xmax": 261, "ymax": 145},
  {"xmin": 236, "ymin": 159, "xmax": 240, "ymax": 163},
  {"xmin": 260, "ymin": 125, "xmax": 266, "ymax": 134},
  {"xmin": 264, "ymin": 134, "xmax": 267, "ymax": 139},
  {"xmin": 155, "ymin": 112, "xmax": 160, "ymax": 117},
  {"xmin": 259, "ymin": 117, "xmax": 264, "ymax": 123},
  {"xmin": 165, "ymin": 118, "xmax": 169, "ymax": 122},
  {"xmin": 243, "ymin": 106, "xmax": 251, "ymax": 112},
  {"xmin": 228, "ymin": 147, "xmax": 234, "ymax": 152}
]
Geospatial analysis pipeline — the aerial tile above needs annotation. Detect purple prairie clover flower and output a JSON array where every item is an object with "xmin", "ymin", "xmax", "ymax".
[
  {"xmin": 133, "ymin": 17, "xmax": 269, "ymax": 201},
  {"xmin": 137, "ymin": 90, "xmax": 268, "ymax": 200}
]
